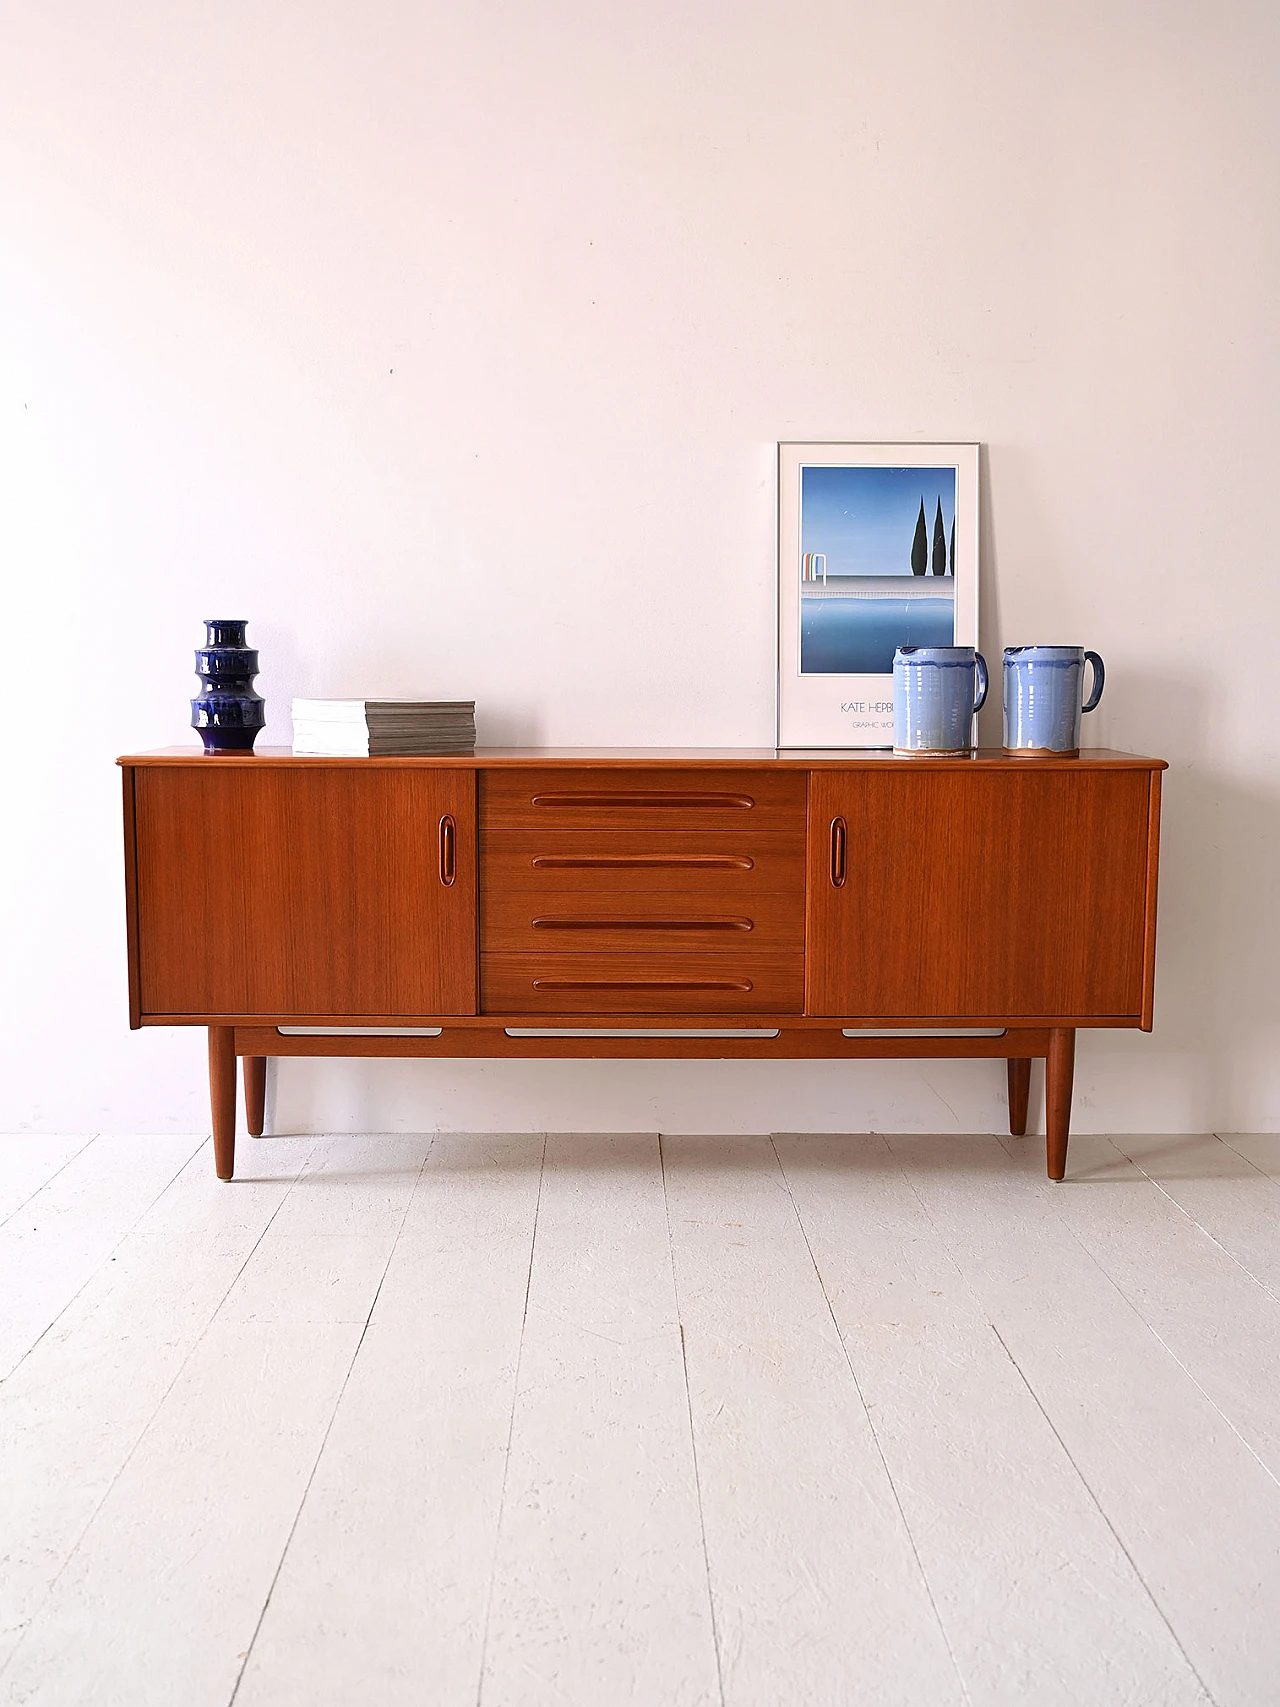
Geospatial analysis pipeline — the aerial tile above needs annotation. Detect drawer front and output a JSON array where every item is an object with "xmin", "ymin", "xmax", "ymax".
[
  {"xmin": 481, "ymin": 828, "xmax": 806, "ymax": 900},
  {"xmin": 481, "ymin": 829, "xmax": 802, "ymax": 908},
  {"xmin": 479, "ymin": 767, "xmax": 807, "ymax": 1015},
  {"xmin": 480, "ymin": 951, "xmax": 805, "ymax": 1014},
  {"xmin": 480, "ymin": 768, "xmax": 807, "ymax": 833},
  {"xmin": 482, "ymin": 886, "xmax": 803, "ymax": 954}
]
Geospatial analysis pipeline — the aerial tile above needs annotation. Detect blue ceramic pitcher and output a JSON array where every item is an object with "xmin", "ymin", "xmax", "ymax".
[
  {"xmin": 893, "ymin": 646, "xmax": 988, "ymax": 755},
  {"xmin": 1002, "ymin": 646, "xmax": 1104, "ymax": 755}
]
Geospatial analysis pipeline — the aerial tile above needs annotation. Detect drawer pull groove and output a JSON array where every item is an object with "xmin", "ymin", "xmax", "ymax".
[
  {"xmin": 530, "ymin": 977, "xmax": 755, "ymax": 993},
  {"xmin": 529, "ymin": 792, "xmax": 756, "ymax": 810},
  {"xmin": 530, "ymin": 854, "xmax": 755, "ymax": 870},
  {"xmin": 439, "ymin": 815, "xmax": 456, "ymax": 886},
  {"xmin": 531, "ymin": 917, "xmax": 754, "ymax": 933},
  {"xmin": 830, "ymin": 816, "xmax": 847, "ymax": 888}
]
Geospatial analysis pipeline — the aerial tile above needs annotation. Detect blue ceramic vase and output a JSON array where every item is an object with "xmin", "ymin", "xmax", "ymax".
[
  {"xmin": 191, "ymin": 619, "xmax": 265, "ymax": 752},
  {"xmin": 1002, "ymin": 646, "xmax": 1104, "ymax": 755},
  {"xmin": 893, "ymin": 646, "xmax": 988, "ymax": 754}
]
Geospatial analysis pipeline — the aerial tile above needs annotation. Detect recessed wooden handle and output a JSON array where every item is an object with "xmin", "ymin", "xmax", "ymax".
[
  {"xmin": 529, "ymin": 792, "xmax": 756, "ymax": 810},
  {"xmin": 531, "ymin": 854, "xmax": 754, "ymax": 870},
  {"xmin": 439, "ymin": 815, "xmax": 456, "ymax": 886},
  {"xmin": 830, "ymin": 816, "xmax": 847, "ymax": 888},
  {"xmin": 531, "ymin": 917, "xmax": 755, "ymax": 932},
  {"xmin": 531, "ymin": 977, "xmax": 755, "ymax": 992}
]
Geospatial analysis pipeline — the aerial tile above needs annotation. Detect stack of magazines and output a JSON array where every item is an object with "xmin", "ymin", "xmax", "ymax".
[{"xmin": 292, "ymin": 698, "xmax": 476, "ymax": 756}]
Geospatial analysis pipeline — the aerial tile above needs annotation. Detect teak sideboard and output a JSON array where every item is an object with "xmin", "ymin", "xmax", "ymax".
[{"xmin": 118, "ymin": 747, "xmax": 1166, "ymax": 1181}]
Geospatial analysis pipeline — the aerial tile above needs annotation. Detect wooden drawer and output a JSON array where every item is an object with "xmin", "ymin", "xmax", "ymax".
[
  {"xmin": 481, "ymin": 828, "xmax": 805, "ymax": 898},
  {"xmin": 480, "ymin": 950, "xmax": 805, "ymax": 1014},
  {"xmin": 480, "ymin": 768, "xmax": 807, "ymax": 833},
  {"xmin": 482, "ymin": 886, "xmax": 804, "ymax": 953}
]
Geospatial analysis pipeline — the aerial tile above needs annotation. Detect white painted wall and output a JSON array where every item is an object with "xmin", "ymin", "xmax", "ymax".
[{"xmin": 3, "ymin": 0, "xmax": 1277, "ymax": 1136}]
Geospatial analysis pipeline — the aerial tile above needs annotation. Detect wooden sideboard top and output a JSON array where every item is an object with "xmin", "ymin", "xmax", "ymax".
[{"xmin": 119, "ymin": 745, "xmax": 1167, "ymax": 771}]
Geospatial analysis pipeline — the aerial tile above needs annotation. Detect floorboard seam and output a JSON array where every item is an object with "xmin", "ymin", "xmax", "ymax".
[
  {"xmin": 1109, "ymin": 1137, "xmax": 1280, "ymax": 1304},
  {"xmin": 1022, "ymin": 1140, "xmax": 1280, "ymax": 1494},
  {"xmin": 989, "ymin": 1324, "xmax": 1219, "ymax": 1707},
  {"xmin": 1129, "ymin": 1314, "xmax": 1280, "ymax": 1490},
  {"xmin": 771, "ymin": 1136, "xmax": 973, "ymax": 1707},
  {"xmin": 0, "ymin": 1138, "xmax": 318, "ymax": 1690},
  {"xmin": 1144, "ymin": 1181, "xmax": 1280, "ymax": 1304},
  {"xmin": 1216, "ymin": 1134, "xmax": 1280, "ymax": 1179},
  {"xmin": 1124, "ymin": 1135, "xmax": 1280, "ymax": 1191},
  {"xmin": 659, "ymin": 1133, "xmax": 727, "ymax": 1707},
  {"xmin": 883, "ymin": 1133, "xmax": 1219, "ymax": 1705},
  {"xmin": 0, "ymin": 1134, "xmax": 99, "ymax": 1231},
  {"xmin": 472, "ymin": 1133, "xmax": 547, "ymax": 1707},
  {"xmin": 224, "ymin": 1135, "xmax": 434, "ymax": 1707},
  {"xmin": 0, "ymin": 1132, "xmax": 210, "ymax": 1384}
]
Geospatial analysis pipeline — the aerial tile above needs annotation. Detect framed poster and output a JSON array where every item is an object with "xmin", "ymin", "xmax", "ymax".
[{"xmin": 777, "ymin": 442, "xmax": 980, "ymax": 747}]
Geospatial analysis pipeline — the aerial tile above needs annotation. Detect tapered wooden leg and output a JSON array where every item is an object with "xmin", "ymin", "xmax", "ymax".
[
  {"xmin": 1006, "ymin": 1058, "xmax": 1031, "ymax": 1136},
  {"xmin": 208, "ymin": 1026, "xmax": 236, "ymax": 1181},
  {"xmin": 1046, "ymin": 1027, "xmax": 1076, "ymax": 1182},
  {"xmin": 244, "ymin": 1056, "xmax": 267, "ymax": 1137}
]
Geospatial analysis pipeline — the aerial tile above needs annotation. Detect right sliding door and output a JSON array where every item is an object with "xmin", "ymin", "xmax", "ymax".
[{"xmin": 806, "ymin": 765, "xmax": 1158, "ymax": 1022}]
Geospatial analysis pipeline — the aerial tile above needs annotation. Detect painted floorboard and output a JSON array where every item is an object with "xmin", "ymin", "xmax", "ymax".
[
  {"xmin": 262, "ymin": 1132, "xmax": 434, "ymax": 1239},
  {"xmin": 3, "ymin": 1128, "xmax": 1279, "ymax": 1706},
  {"xmin": 663, "ymin": 1134, "xmax": 963, "ymax": 1707},
  {"xmin": 234, "ymin": 1135, "xmax": 544, "ymax": 1707},
  {"xmin": 775, "ymin": 1133, "xmax": 1209, "ymax": 1707},
  {"xmin": 0, "ymin": 1135, "xmax": 415, "ymax": 1707},
  {"xmin": 0, "ymin": 1321, "xmax": 363, "ymax": 1707},
  {"xmin": 0, "ymin": 1135, "xmax": 95, "ymax": 1228},
  {"xmin": 0, "ymin": 1138, "xmax": 313, "ymax": 1673},
  {"xmin": 479, "ymin": 1134, "xmax": 720, "ymax": 1707},
  {"xmin": 1001, "ymin": 1132, "xmax": 1280, "ymax": 1483},
  {"xmin": 1217, "ymin": 1133, "xmax": 1280, "ymax": 1189},
  {"xmin": 1102, "ymin": 1132, "xmax": 1280, "ymax": 1298},
  {"xmin": 890, "ymin": 1132, "xmax": 1280, "ymax": 1707},
  {"xmin": 0, "ymin": 1134, "xmax": 207, "ymax": 1379}
]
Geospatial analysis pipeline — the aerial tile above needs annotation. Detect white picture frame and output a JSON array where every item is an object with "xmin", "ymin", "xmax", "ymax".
[{"xmin": 776, "ymin": 442, "xmax": 980, "ymax": 748}]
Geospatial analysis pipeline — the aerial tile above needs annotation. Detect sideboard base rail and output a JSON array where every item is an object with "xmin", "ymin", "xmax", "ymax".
[
  {"xmin": 208, "ymin": 1023, "xmax": 1074, "ymax": 1184},
  {"xmin": 142, "ymin": 1009, "xmax": 1140, "ymax": 1030},
  {"xmin": 233, "ymin": 1022, "xmax": 1052, "ymax": 1060}
]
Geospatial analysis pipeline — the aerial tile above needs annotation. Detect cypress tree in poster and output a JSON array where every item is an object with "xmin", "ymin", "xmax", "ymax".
[
  {"xmin": 932, "ymin": 499, "xmax": 947, "ymax": 576},
  {"xmin": 949, "ymin": 515, "xmax": 955, "ymax": 576},
  {"xmin": 911, "ymin": 500, "xmax": 928, "ymax": 576}
]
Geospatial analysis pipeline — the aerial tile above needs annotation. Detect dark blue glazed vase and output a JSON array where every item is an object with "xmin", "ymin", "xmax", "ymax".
[{"xmin": 191, "ymin": 619, "xmax": 265, "ymax": 752}]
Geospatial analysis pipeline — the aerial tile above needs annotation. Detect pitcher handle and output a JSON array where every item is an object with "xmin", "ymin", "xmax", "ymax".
[
  {"xmin": 1082, "ymin": 651, "xmax": 1105, "ymax": 713},
  {"xmin": 973, "ymin": 652, "xmax": 988, "ymax": 713}
]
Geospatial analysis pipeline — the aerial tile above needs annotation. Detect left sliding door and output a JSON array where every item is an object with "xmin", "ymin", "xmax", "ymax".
[{"xmin": 132, "ymin": 765, "xmax": 477, "ymax": 1018}]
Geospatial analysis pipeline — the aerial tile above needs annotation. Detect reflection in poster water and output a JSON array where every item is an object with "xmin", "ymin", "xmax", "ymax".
[{"xmin": 801, "ymin": 596, "xmax": 955, "ymax": 675}]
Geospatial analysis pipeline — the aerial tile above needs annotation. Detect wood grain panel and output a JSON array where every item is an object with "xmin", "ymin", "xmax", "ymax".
[
  {"xmin": 806, "ymin": 768, "xmax": 1153, "ymax": 1019},
  {"xmin": 121, "ymin": 765, "xmax": 142, "ymax": 1030},
  {"xmin": 1141, "ymin": 770, "xmax": 1163, "ymax": 1031},
  {"xmin": 481, "ymin": 886, "xmax": 804, "ymax": 954},
  {"xmin": 481, "ymin": 951, "xmax": 804, "ymax": 1014},
  {"xmin": 134, "ymin": 767, "xmax": 477, "ymax": 1017},
  {"xmin": 481, "ymin": 828, "xmax": 806, "ymax": 898},
  {"xmin": 480, "ymin": 768, "xmax": 807, "ymax": 832}
]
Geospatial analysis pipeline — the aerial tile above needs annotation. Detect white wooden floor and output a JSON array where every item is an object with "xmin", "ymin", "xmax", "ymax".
[{"xmin": 2, "ymin": 1129, "xmax": 1279, "ymax": 1706}]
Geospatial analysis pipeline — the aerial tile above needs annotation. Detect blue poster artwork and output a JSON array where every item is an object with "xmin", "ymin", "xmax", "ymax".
[{"xmin": 800, "ymin": 464, "xmax": 957, "ymax": 674}]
